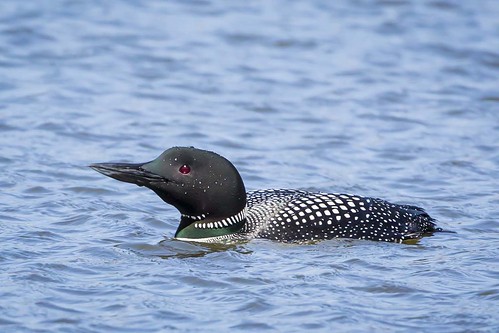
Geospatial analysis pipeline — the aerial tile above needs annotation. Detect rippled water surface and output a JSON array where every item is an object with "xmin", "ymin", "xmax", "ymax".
[{"xmin": 1, "ymin": 0, "xmax": 499, "ymax": 332}]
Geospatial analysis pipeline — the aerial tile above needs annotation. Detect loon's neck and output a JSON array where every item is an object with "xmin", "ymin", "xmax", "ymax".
[{"xmin": 174, "ymin": 208, "xmax": 247, "ymax": 241}]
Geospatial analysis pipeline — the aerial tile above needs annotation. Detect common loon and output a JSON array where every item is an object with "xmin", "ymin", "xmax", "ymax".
[{"xmin": 90, "ymin": 147, "xmax": 440, "ymax": 243}]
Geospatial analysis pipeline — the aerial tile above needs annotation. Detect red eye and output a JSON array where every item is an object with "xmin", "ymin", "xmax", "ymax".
[{"xmin": 179, "ymin": 164, "xmax": 191, "ymax": 174}]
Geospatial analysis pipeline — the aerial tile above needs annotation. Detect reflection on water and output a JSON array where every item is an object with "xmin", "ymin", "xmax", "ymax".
[{"xmin": 119, "ymin": 238, "xmax": 252, "ymax": 259}]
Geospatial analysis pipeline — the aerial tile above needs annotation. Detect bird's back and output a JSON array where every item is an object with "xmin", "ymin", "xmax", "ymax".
[{"xmin": 243, "ymin": 189, "xmax": 437, "ymax": 243}]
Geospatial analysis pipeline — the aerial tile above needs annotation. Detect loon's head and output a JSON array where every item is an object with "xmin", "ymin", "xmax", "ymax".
[{"xmin": 90, "ymin": 147, "xmax": 247, "ymax": 240}]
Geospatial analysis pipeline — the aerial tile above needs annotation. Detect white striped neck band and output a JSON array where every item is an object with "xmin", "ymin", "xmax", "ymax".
[{"xmin": 182, "ymin": 207, "xmax": 247, "ymax": 230}]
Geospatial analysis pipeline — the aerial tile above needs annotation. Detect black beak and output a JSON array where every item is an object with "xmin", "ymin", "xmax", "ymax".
[{"xmin": 90, "ymin": 162, "xmax": 165, "ymax": 187}]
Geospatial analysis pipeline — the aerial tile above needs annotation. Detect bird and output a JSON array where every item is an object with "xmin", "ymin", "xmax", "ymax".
[{"xmin": 90, "ymin": 146, "xmax": 441, "ymax": 243}]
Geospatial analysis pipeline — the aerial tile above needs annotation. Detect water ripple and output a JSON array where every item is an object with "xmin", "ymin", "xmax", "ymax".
[{"xmin": 1, "ymin": 0, "xmax": 499, "ymax": 332}]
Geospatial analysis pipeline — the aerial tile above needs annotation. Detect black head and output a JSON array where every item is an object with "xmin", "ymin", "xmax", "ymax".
[{"xmin": 90, "ymin": 147, "xmax": 247, "ymax": 238}]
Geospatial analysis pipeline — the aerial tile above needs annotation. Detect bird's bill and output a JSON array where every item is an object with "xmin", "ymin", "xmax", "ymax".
[{"xmin": 89, "ymin": 162, "xmax": 165, "ymax": 187}]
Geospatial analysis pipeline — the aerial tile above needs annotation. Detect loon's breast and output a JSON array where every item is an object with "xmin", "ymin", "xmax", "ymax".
[{"xmin": 243, "ymin": 189, "xmax": 436, "ymax": 243}]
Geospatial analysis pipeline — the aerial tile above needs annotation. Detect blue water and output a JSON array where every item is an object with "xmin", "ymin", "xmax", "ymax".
[{"xmin": 1, "ymin": 0, "xmax": 499, "ymax": 332}]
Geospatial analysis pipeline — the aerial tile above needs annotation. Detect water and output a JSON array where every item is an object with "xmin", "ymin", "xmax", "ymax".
[{"xmin": 1, "ymin": 0, "xmax": 498, "ymax": 331}]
